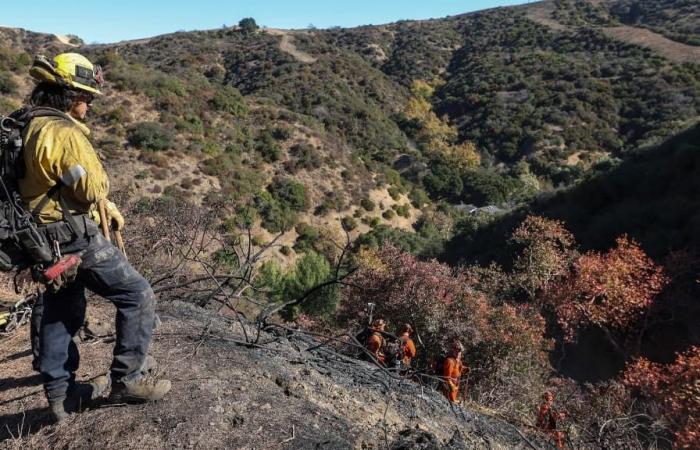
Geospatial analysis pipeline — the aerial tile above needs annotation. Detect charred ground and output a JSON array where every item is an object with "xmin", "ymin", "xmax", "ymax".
[{"xmin": 0, "ymin": 300, "xmax": 547, "ymax": 449}]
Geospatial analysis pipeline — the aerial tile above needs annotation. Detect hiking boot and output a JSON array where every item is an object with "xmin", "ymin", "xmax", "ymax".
[
  {"xmin": 109, "ymin": 376, "xmax": 171, "ymax": 403},
  {"xmin": 141, "ymin": 354, "xmax": 157, "ymax": 375},
  {"xmin": 85, "ymin": 355, "xmax": 156, "ymax": 404},
  {"xmin": 48, "ymin": 380, "xmax": 106, "ymax": 423},
  {"xmin": 49, "ymin": 399, "xmax": 72, "ymax": 423},
  {"xmin": 88, "ymin": 374, "xmax": 111, "ymax": 399}
]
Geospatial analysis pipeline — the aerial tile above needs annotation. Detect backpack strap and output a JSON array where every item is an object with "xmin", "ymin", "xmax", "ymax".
[{"xmin": 11, "ymin": 106, "xmax": 72, "ymax": 124}]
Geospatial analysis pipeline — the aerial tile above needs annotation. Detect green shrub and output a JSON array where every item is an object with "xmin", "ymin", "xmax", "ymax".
[
  {"xmin": 210, "ymin": 85, "xmax": 247, "ymax": 116},
  {"xmin": 132, "ymin": 197, "xmax": 153, "ymax": 214},
  {"xmin": 288, "ymin": 143, "xmax": 321, "ymax": 171},
  {"xmin": 99, "ymin": 136, "xmax": 122, "ymax": 157},
  {"xmin": 256, "ymin": 129, "xmax": 282, "ymax": 162},
  {"xmin": 382, "ymin": 209, "xmax": 396, "ymax": 220},
  {"xmin": 461, "ymin": 169, "xmax": 520, "ymax": 205},
  {"xmin": 314, "ymin": 191, "xmax": 346, "ymax": 216},
  {"xmin": 409, "ymin": 187, "xmax": 430, "ymax": 208},
  {"xmin": 281, "ymin": 251, "xmax": 338, "ymax": 320},
  {"xmin": 394, "ymin": 203, "xmax": 411, "ymax": 218},
  {"xmin": 255, "ymin": 191, "xmax": 298, "ymax": 233},
  {"xmin": 0, "ymin": 71, "xmax": 17, "ymax": 95},
  {"xmin": 355, "ymin": 224, "xmax": 445, "ymax": 258},
  {"xmin": 272, "ymin": 125, "xmax": 293, "ymax": 140},
  {"xmin": 383, "ymin": 168, "xmax": 402, "ymax": 186},
  {"xmin": 294, "ymin": 222, "xmax": 319, "ymax": 253},
  {"xmin": 0, "ymin": 96, "xmax": 19, "ymax": 112},
  {"xmin": 175, "ymin": 114, "xmax": 204, "ymax": 134},
  {"xmin": 388, "ymin": 186, "xmax": 401, "ymax": 201},
  {"xmin": 0, "ymin": 48, "xmax": 30, "ymax": 72},
  {"xmin": 127, "ymin": 122, "xmax": 175, "ymax": 152},
  {"xmin": 256, "ymin": 260, "xmax": 284, "ymax": 296},
  {"xmin": 213, "ymin": 249, "xmax": 239, "ymax": 271},
  {"xmin": 239, "ymin": 17, "xmax": 259, "ymax": 34},
  {"xmin": 269, "ymin": 178, "xmax": 308, "ymax": 211},
  {"xmin": 341, "ymin": 216, "xmax": 358, "ymax": 231},
  {"xmin": 422, "ymin": 161, "xmax": 463, "ymax": 201},
  {"xmin": 228, "ymin": 205, "xmax": 259, "ymax": 229},
  {"xmin": 202, "ymin": 141, "xmax": 222, "ymax": 155},
  {"xmin": 360, "ymin": 197, "xmax": 376, "ymax": 211},
  {"xmin": 103, "ymin": 106, "xmax": 129, "ymax": 127}
]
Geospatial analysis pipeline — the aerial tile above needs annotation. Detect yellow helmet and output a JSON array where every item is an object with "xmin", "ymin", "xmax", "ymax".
[{"xmin": 29, "ymin": 53, "xmax": 103, "ymax": 95}]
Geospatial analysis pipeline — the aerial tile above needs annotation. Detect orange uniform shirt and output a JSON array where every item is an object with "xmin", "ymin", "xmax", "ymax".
[
  {"xmin": 366, "ymin": 332, "xmax": 385, "ymax": 364},
  {"xmin": 399, "ymin": 334, "xmax": 416, "ymax": 366},
  {"xmin": 442, "ymin": 356, "xmax": 468, "ymax": 403}
]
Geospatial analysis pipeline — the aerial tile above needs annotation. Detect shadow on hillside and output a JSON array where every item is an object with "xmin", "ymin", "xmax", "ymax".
[
  {"xmin": 0, "ymin": 349, "xmax": 32, "ymax": 365},
  {"xmin": 0, "ymin": 374, "xmax": 42, "ymax": 393},
  {"xmin": 445, "ymin": 122, "xmax": 700, "ymax": 382},
  {"xmin": 445, "ymin": 122, "xmax": 700, "ymax": 267},
  {"xmin": 0, "ymin": 407, "xmax": 52, "ymax": 442}
]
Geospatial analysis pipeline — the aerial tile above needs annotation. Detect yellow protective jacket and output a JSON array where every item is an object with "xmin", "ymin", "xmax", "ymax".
[{"xmin": 19, "ymin": 113, "xmax": 109, "ymax": 224}]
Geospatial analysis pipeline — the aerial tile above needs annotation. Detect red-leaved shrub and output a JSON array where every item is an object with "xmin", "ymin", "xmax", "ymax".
[
  {"xmin": 545, "ymin": 236, "xmax": 669, "ymax": 341},
  {"xmin": 624, "ymin": 347, "xmax": 700, "ymax": 449}
]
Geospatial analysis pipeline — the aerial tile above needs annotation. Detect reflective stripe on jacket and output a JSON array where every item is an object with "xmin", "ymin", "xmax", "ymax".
[{"xmin": 19, "ymin": 114, "xmax": 109, "ymax": 224}]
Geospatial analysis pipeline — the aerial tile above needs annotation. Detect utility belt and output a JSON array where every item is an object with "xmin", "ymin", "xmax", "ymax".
[
  {"xmin": 37, "ymin": 214, "xmax": 98, "ymax": 246},
  {"xmin": 15, "ymin": 215, "xmax": 99, "ymax": 291}
]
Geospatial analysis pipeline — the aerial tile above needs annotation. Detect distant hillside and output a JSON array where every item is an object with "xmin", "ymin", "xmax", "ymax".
[
  {"xmin": 445, "ymin": 121, "xmax": 700, "ymax": 265},
  {"xmin": 608, "ymin": 0, "xmax": 700, "ymax": 46},
  {"xmin": 0, "ymin": 0, "xmax": 698, "ymax": 250}
]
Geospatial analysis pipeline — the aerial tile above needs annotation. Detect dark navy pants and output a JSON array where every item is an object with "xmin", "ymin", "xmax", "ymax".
[{"xmin": 37, "ymin": 225, "xmax": 155, "ymax": 403}]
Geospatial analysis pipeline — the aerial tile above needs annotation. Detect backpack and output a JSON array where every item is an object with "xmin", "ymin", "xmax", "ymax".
[
  {"xmin": 430, "ymin": 351, "xmax": 448, "ymax": 376},
  {"xmin": 383, "ymin": 339, "xmax": 402, "ymax": 369},
  {"xmin": 0, "ymin": 106, "xmax": 71, "ymax": 271},
  {"xmin": 355, "ymin": 327, "xmax": 372, "ymax": 348},
  {"xmin": 355, "ymin": 327, "xmax": 383, "ymax": 361}
]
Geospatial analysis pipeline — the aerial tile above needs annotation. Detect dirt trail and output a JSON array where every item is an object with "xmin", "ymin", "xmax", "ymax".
[
  {"xmin": 0, "ymin": 300, "xmax": 545, "ymax": 449},
  {"xmin": 524, "ymin": 1, "xmax": 700, "ymax": 64},
  {"xmin": 54, "ymin": 35, "xmax": 79, "ymax": 47},
  {"xmin": 525, "ymin": 1, "xmax": 567, "ymax": 31},
  {"xmin": 267, "ymin": 29, "xmax": 317, "ymax": 64},
  {"xmin": 602, "ymin": 26, "xmax": 700, "ymax": 64}
]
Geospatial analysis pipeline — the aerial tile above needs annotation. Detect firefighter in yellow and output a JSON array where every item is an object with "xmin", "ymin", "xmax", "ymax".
[{"xmin": 20, "ymin": 53, "xmax": 170, "ymax": 422}]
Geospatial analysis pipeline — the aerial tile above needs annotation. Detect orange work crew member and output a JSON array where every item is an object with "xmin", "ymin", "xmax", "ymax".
[
  {"xmin": 366, "ymin": 318, "xmax": 386, "ymax": 365},
  {"xmin": 442, "ymin": 341, "xmax": 469, "ymax": 403},
  {"xmin": 398, "ymin": 323, "xmax": 417, "ymax": 368},
  {"xmin": 537, "ymin": 391, "xmax": 567, "ymax": 449}
]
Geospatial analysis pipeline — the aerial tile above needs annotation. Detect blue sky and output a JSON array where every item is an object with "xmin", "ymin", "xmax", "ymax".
[{"xmin": 1, "ymin": 0, "xmax": 530, "ymax": 44}]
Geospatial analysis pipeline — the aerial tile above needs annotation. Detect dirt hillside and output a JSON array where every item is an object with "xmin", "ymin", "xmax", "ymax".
[
  {"xmin": 524, "ymin": 0, "xmax": 700, "ymax": 64},
  {"xmin": 0, "ymin": 300, "xmax": 547, "ymax": 449}
]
